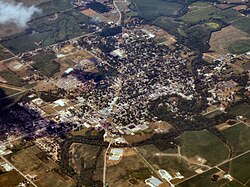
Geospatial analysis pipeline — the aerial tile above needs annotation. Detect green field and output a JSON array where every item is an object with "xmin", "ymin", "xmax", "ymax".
[
  {"xmin": 0, "ymin": 70, "xmax": 25, "ymax": 86},
  {"xmin": 176, "ymin": 130, "xmax": 230, "ymax": 166},
  {"xmin": 219, "ymin": 152, "xmax": 250, "ymax": 184},
  {"xmin": 137, "ymin": 144, "xmax": 199, "ymax": 179},
  {"xmin": 222, "ymin": 123, "xmax": 250, "ymax": 156},
  {"xmin": 181, "ymin": 6, "xmax": 241, "ymax": 25},
  {"xmin": 228, "ymin": 40, "xmax": 250, "ymax": 54},
  {"xmin": 232, "ymin": 17, "xmax": 250, "ymax": 34},
  {"xmin": 132, "ymin": 0, "xmax": 184, "ymax": 20},
  {"xmin": 177, "ymin": 168, "xmax": 229, "ymax": 187},
  {"xmin": 0, "ymin": 45, "xmax": 13, "ymax": 61},
  {"xmin": 153, "ymin": 17, "xmax": 184, "ymax": 35},
  {"xmin": 223, "ymin": 181, "xmax": 243, "ymax": 187},
  {"xmin": 229, "ymin": 103, "xmax": 250, "ymax": 119},
  {"xmin": 32, "ymin": 52, "xmax": 60, "ymax": 78},
  {"xmin": 1, "ymin": 10, "xmax": 90, "ymax": 53},
  {"xmin": 34, "ymin": 0, "xmax": 74, "ymax": 18}
]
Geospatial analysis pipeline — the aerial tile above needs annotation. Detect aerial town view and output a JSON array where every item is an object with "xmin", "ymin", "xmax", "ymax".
[{"xmin": 0, "ymin": 0, "xmax": 250, "ymax": 186}]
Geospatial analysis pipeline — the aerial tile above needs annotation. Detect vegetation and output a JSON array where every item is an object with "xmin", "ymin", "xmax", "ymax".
[
  {"xmin": 1, "ymin": 10, "xmax": 90, "ymax": 53},
  {"xmin": 222, "ymin": 123, "xmax": 250, "ymax": 156},
  {"xmin": 0, "ymin": 45, "xmax": 13, "ymax": 61},
  {"xmin": 228, "ymin": 102, "xmax": 250, "ymax": 119},
  {"xmin": 32, "ymin": 52, "xmax": 60, "ymax": 77},
  {"xmin": 132, "ymin": 0, "xmax": 184, "ymax": 20},
  {"xmin": 228, "ymin": 40, "xmax": 250, "ymax": 54},
  {"xmin": 0, "ymin": 70, "xmax": 25, "ymax": 86},
  {"xmin": 176, "ymin": 130, "xmax": 230, "ymax": 166},
  {"xmin": 219, "ymin": 152, "xmax": 250, "ymax": 184},
  {"xmin": 232, "ymin": 17, "xmax": 250, "ymax": 34},
  {"xmin": 177, "ymin": 168, "xmax": 229, "ymax": 187}
]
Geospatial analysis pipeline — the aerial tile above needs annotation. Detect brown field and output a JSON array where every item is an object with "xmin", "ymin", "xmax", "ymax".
[
  {"xmin": 34, "ymin": 80, "xmax": 58, "ymax": 92},
  {"xmin": 0, "ymin": 170, "xmax": 26, "ymax": 187},
  {"xmin": 215, "ymin": 122, "xmax": 232, "ymax": 131},
  {"xmin": 8, "ymin": 145, "xmax": 57, "ymax": 176},
  {"xmin": 0, "ymin": 23, "xmax": 24, "ymax": 39},
  {"xmin": 82, "ymin": 9, "xmax": 109, "ymax": 22},
  {"xmin": 106, "ymin": 148, "xmax": 154, "ymax": 187},
  {"xmin": 6, "ymin": 145, "xmax": 75, "ymax": 186},
  {"xmin": 69, "ymin": 143, "xmax": 100, "ymax": 175},
  {"xmin": 35, "ymin": 171, "xmax": 75, "ymax": 187},
  {"xmin": 149, "ymin": 120, "xmax": 173, "ymax": 133},
  {"xmin": 209, "ymin": 25, "xmax": 250, "ymax": 54}
]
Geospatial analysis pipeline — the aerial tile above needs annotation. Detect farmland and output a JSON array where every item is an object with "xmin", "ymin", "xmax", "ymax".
[
  {"xmin": 176, "ymin": 130, "xmax": 230, "ymax": 166},
  {"xmin": 132, "ymin": 0, "xmax": 184, "ymax": 20},
  {"xmin": 222, "ymin": 123, "xmax": 250, "ymax": 156},
  {"xmin": 31, "ymin": 52, "xmax": 60, "ymax": 78},
  {"xmin": 1, "ymin": 10, "xmax": 91, "ymax": 54}
]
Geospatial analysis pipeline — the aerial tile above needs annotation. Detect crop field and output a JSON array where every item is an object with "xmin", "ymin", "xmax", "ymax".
[
  {"xmin": 0, "ymin": 170, "xmax": 26, "ymax": 187},
  {"xmin": 219, "ymin": 152, "xmax": 250, "ymax": 185},
  {"xmin": 229, "ymin": 102, "xmax": 250, "ymax": 119},
  {"xmin": 209, "ymin": 25, "xmax": 250, "ymax": 54},
  {"xmin": 228, "ymin": 40, "xmax": 250, "ymax": 54},
  {"xmin": 222, "ymin": 123, "xmax": 250, "ymax": 156},
  {"xmin": 232, "ymin": 17, "xmax": 250, "ymax": 34},
  {"xmin": 177, "ymin": 168, "xmax": 230, "ymax": 187},
  {"xmin": 1, "ymin": 10, "xmax": 90, "ymax": 54},
  {"xmin": 132, "ymin": 0, "xmax": 184, "ymax": 20},
  {"xmin": 0, "ymin": 45, "xmax": 14, "ymax": 61},
  {"xmin": 153, "ymin": 17, "xmax": 184, "ymax": 35},
  {"xmin": 34, "ymin": 0, "xmax": 74, "ymax": 18},
  {"xmin": 106, "ymin": 148, "xmax": 152, "ymax": 187},
  {"xmin": 69, "ymin": 143, "xmax": 100, "ymax": 175},
  {"xmin": 204, "ymin": 109, "xmax": 224, "ymax": 118},
  {"xmin": 0, "ymin": 70, "xmax": 25, "ymax": 87},
  {"xmin": 31, "ymin": 52, "xmax": 60, "ymax": 78},
  {"xmin": 35, "ymin": 170, "xmax": 75, "ymax": 187},
  {"xmin": 176, "ymin": 130, "xmax": 229, "ymax": 166},
  {"xmin": 181, "ymin": 6, "xmax": 241, "ymax": 25},
  {"xmin": 137, "ymin": 144, "xmax": 201, "ymax": 181}
]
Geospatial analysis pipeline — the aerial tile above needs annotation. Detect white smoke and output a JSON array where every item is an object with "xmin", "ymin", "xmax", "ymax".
[{"xmin": 0, "ymin": 0, "xmax": 41, "ymax": 28}]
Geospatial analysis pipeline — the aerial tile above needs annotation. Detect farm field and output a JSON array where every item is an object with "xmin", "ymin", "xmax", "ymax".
[
  {"xmin": 31, "ymin": 52, "xmax": 60, "ymax": 78},
  {"xmin": 0, "ymin": 170, "xmax": 26, "ymax": 187},
  {"xmin": 132, "ymin": 0, "xmax": 184, "ymax": 20},
  {"xmin": 221, "ymin": 123, "xmax": 250, "ymax": 157},
  {"xmin": 69, "ymin": 143, "xmax": 100, "ymax": 175},
  {"xmin": 177, "ymin": 168, "xmax": 230, "ymax": 187},
  {"xmin": 137, "ymin": 144, "xmax": 203, "ymax": 182},
  {"xmin": 229, "ymin": 102, "xmax": 250, "ymax": 119},
  {"xmin": 219, "ymin": 152, "xmax": 250, "ymax": 185},
  {"xmin": 176, "ymin": 130, "xmax": 230, "ymax": 166},
  {"xmin": 106, "ymin": 148, "xmax": 153, "ymax": 187},
  {"xmin": 1, "ymin": 10, "xmax": 90, "ymax": 54},
  {"xmin": 0, "ymin": 45, "xmax": 14, "ymax": 61},
  {"xmin": 209, "ymin": 25, "xmax": 250, "ymax": 54},
  {"xmin": 228, "ymin": 40, "xmax": 250, "ymax": 54}
]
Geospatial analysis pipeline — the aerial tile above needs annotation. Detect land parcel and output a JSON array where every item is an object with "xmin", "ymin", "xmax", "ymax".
[{"xmin": 1, "ymin": 10, "xmax": 91, "ymax": 54}]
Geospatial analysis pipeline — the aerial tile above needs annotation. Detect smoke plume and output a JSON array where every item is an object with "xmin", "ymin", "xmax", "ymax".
[{"xmin": 0, "ymin": 0, "xmax": 40, "ymax": 28}]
